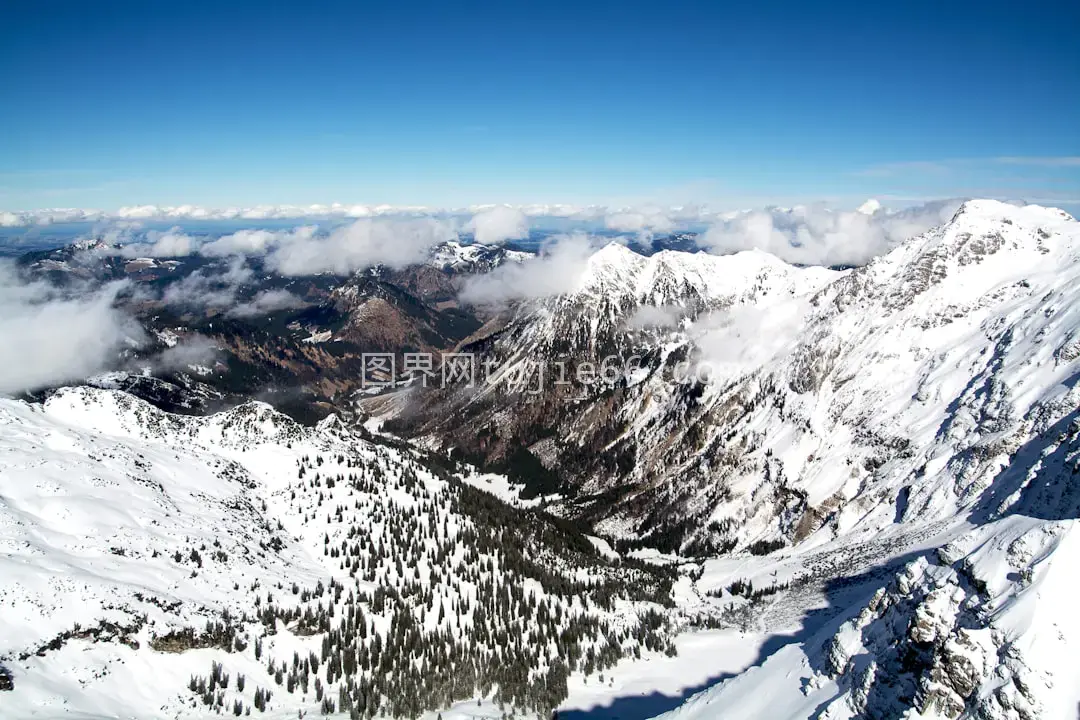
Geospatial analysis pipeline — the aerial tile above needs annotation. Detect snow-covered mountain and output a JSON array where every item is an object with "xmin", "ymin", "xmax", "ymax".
[
  {"xmin": 6, "ymin": 198, "xmax": 1080, "ymax": 719},
  {"xmin": 364, "ymin": 199, "xmax": 1080, "ymax": 717},
  {"xmin": 393, "ymin": 200, "xmax": 1079, "ymax": 548},
  {"xmin": 495, "ymin": 241, "xmax": 837, "ymax": 357},
  {"xmin": 426, "ymin": 240, "xmax": 532, "ymax": 274},
  {"xmin": 648, "ymin": 200, "xmax": 1080, "ymax": 719},
  {"xmin": 7, "ymin": 234, "xmax": 508, "ymax": 420},
  {"xmin": 0, "ymin": 387, "xmax": 682, "ymax": 718}
]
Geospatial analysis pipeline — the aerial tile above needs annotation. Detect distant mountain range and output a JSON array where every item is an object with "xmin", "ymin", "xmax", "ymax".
[{"xmin": 3, "ymin": 200, "xmax": 1080, "ymax": 719}]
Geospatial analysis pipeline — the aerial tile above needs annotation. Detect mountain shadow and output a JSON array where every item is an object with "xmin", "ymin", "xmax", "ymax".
[{"xmin": 971, "ymin": 372, "xmax": 1080, "ymax": 524}]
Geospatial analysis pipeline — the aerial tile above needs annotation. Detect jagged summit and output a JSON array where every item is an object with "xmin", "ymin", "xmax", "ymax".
[
  {"xmin": 577, "ymin": 241, "xmax": 828, "ymax": 305},
  {"xmin": 579, "ymin": 241, "xmax": 647, "ymax": 292},
  {"xmin": 400, "ymin": 198, "xmax": 1080, "ymax": 544}
]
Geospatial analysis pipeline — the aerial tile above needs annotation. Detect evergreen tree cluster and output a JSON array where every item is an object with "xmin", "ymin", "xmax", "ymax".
[{"xmin": 179, "ymin": 441, "xmax": 680, "ymax": 717}]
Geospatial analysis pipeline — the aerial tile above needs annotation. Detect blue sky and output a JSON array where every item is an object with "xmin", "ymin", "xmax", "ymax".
[{"xmin": 1, "ymin": 0, "xmax": 1078, "ymax": 212}]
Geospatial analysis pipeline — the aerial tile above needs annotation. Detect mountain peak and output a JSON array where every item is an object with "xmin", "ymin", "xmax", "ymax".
[
  {"xmin": 580, "ymin": 242, "xmax": 647, "ymax": 288},
  {"xmin": 856, "ymin": 198, "xmax": 882, "ymax": 215},
  {"xmin": 948, "ymin": 198, "xmax": 1076, "ymax": 226},
  {"xmin": 590, "ymin": 240, "xmax": 640, "ymax": 261}
]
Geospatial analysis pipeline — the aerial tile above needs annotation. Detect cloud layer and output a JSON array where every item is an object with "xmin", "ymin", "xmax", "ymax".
[
  {"xmin": 466, "ymin": 206, "xmax": 529, "ymax": 244},
  {"xmin": 162, "ymin": 256, "xmax": 254, "ymax": 308},
  {"xmin": 3, "ymin": 198, "xmax": 980, "ymax": 272},
  {"xmin": 103, "ymin": 217, "xmax": 460, "ymax": 276},
  {"xmin": 265, "ymin": 218, "xmax": 458, "ymax": 275},
  {"xmin": 226, "ymin": 289, "xmax": 306, "ymax": 318},
  {"xmin": 199, "ymin": 228, "xmax": 313, "ymax": 257},
  {"xmin": 0, "ymin": 203, "xmax": 608, "ymax": 228},
  {"xmin": 0, "ymin": 262, "xmax": 141, "ymax": 395},
  {"xmin": 604, "ymin": 209, "xmax": 675, "ymax": 235},
  {"xmin": 151, "ymin": 335, "xmax": 220, "ymax": 373},
  {"xmin": 697, "ymin": 200, "xmax": 963, "ymax": 266},
  {"xmin": 118, "ymin": 228, "xmax": 196, "ymax": 258},
  {"xmin": 459, "ymin": 233, "xmax": 598, "ymax": 304}
]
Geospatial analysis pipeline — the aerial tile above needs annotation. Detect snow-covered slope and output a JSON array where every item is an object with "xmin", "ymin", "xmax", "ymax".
[
  {"xmin": 387, "ymin": 240, "xmax": 837, "ymax": 410},
  {"xmin": 654, "ymin": 203, "xmax": 1080, "ymax": 718},
  {"xmin": 426, "ymin": 240, "xmax": 531, "ymax": 274},
  {"xmin": 377, "ymin": 200, "xmax": 1080, "ymax": 718},
  {"xmin": 0, "ymin": 387, "xmax": 681, "ymax": 718},
  {"xmin": 657, "ymin": 511, "xmax": 1080, "ymax": 720}
]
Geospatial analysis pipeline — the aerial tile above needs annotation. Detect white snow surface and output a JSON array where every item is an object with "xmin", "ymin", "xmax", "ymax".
[
  {"xmin": 1, "ymin": 386, "xmax": 710, "ymax": 720},
  {"xmin": 641, "ymin": 200, "xmax": 1080, "ymax": 718}
]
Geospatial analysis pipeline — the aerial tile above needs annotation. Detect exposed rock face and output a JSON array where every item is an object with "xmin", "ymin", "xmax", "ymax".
[
  {"xmin": 383, "ymin": 201, "xmax": 1080, "ymax": 560},
  {"xmin": 14, "ymin": 240, "xmax": 497, "ymax": 421}
]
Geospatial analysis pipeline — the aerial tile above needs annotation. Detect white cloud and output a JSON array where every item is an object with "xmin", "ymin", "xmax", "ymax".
[
  {"xmin": 856, "ymin": 199, "xmax": 882, "ymax": 215},
  {"xmin": 0, "ymin": 204, "xmax": 447, "ymax": 227},
  {"xmin": 266, "ymin": 217, "xmax": 457, "ymax": 276},
  {"xmin": 625, "ymin": 304, "xmax": 685, "ymax": 330},
  {"xmin": 162, "ymin": 256, "xmax": 254, "ymax": 308},
  {"xmin": 0, "ymin": 197, "xmax": 1062, "ymax": 232},
  {"xmin": 67, "ymin": 217, "xmax": 459, "ymax": 277},
  {"xmin": 199, "ymin": 226, "xmax": 317, "ymax": 257},
  {"xmin": 0, "ymin": 262, "xmax": 142, "ymax": 395},
  {"xmin": 116, "ymin": 205, "xmax": 162, "ymax": 219},
  {"xmin": 118, "ymin": 228, "xmax": 196, "ymax": 258},
  {"xmin": 697, "ymin": 199, "xmax": 963, "ymax": 266},
  {"xmin": 689, "ymin": 302, "xmax": 808, "ymax": 384},
  {"xmin": 0, "ymin": 211, "xmax": 23, "ymax": 227},
  {"xmin": 158, "ymin": 256, "xmax": 305, "ymax": 317},
  {"xmin": 226, "ymin": 289, "xmax": 306, "ymax": 318},
  {"xmin": 0, "ymin": 208, "xmax": 106, "ymax": 226},
  {"xmin": 994, "ymin": 156, "xmax": 1080, "ymax": 167},
  {"xmin": 518, "ymin": 204, "xmax": 605, "ymax": 219},
  {"xmin": 466, "ymin": 206, "xmax": 529, "ymax": 244},
  {"xmin": 151, "ymin": 335, "xmax": 220, "ymax": 372},
  {"xmin": 0, "ymin": 202, "xmax": 679, "ymax": 228},
  {"xmin": 459, "ymin": 233, "xmax": 597, "ymax": 304},
  {"xmin": 604, "ymin": 209, "xmax": 675, "ymax": 235}
]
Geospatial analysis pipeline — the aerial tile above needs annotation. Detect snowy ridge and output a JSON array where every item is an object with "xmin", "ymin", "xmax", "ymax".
[
  {"xmin": 438, "ymin": 200, "xmax": 1080, "ymax": 545},
  {"xmin": 425, "ymin": 240, "xmax": 532, "ymax": 273},
  {"xmin": 471, "ymin": 242, "xmax": 839, "ymax": 365},
  {"xmin": 0, "ymin": 390, "xmax": 317, "ymax": 717},
  {"xmin": 575, "ymin": 242, "xmax": 831, "ymax": 306},
  {"xmin": 660, "ymin": 512, "xmax": 1080, "ymax": 720}
]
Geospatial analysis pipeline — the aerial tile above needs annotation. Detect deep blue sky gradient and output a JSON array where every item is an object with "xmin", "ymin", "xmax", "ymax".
[{"xmin": 2, "ymin": 0, "xmax": 1078, "ymax": 210}]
